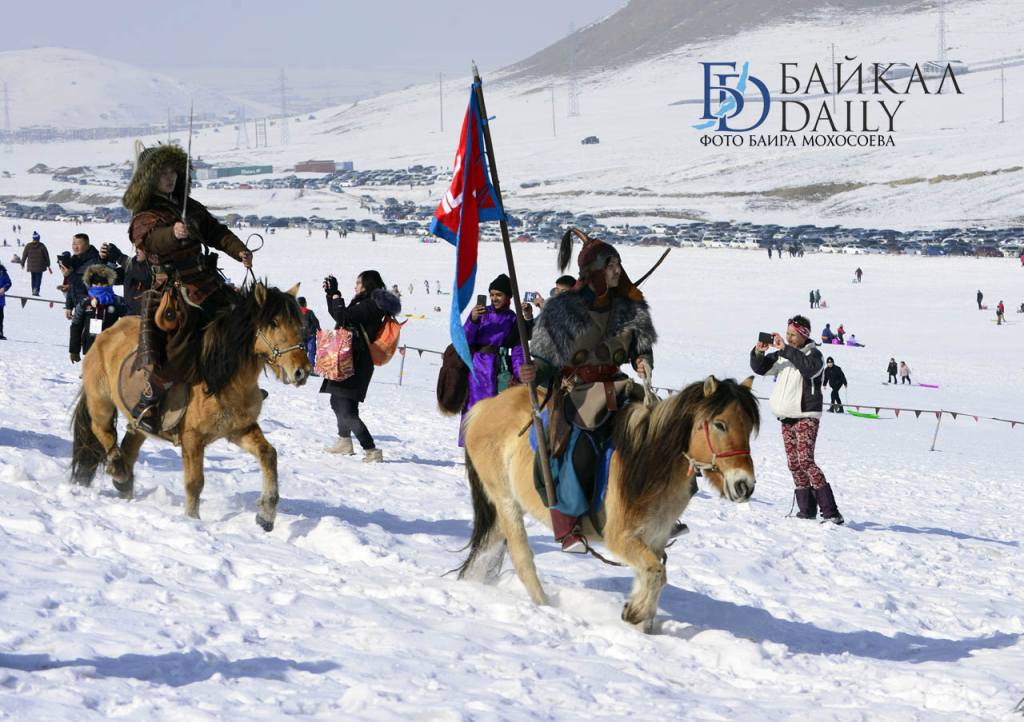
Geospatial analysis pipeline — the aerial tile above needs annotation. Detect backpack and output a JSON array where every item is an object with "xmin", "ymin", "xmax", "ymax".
[
  {"xmin": 436, "ymin": 344, "xmax": 470, "ymax": 416},
  {"xmin": 360, "ymin": 315, "xmax": 405, "ymax": 366}
]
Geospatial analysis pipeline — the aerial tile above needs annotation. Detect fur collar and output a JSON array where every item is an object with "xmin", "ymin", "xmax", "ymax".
[
  {"xmin": 83, "ymin": 264, "xmax": 116, "ymax": 286},
  {"xmin": 370, "ymin": 288, "xmax": 402, "ymax": 316},
  {"xmin": 530, "ymin": 289, "xmax": 657, "ymax": 368},
  {"xmin": 122, "ymin": 144, "xmax": 189, "ymax": 213}
]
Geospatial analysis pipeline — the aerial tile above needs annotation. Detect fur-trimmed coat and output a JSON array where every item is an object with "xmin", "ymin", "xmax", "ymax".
[
  {"xmin": 69, "ymin": 266, "xmax": 131, "ymax": 356},
  {"xmin": 530, "ymin": 288, "xmax": 656, "ymax": 382},
  {"xmin": 319, "ymin": 287, "xmax": 402, "ymax": 402}
]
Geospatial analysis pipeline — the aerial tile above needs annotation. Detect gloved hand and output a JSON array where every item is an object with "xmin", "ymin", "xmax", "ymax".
[
  {"xmin": 100, "ymin": 242, "xmax": 123, "ymax": 262},
  {"xmin": 324, "ymin": 275, "xmax": 339, "ymax": 295},
  {"xmin": 70, "ymin": 352, "xmax": 80, "ymax": 364}
]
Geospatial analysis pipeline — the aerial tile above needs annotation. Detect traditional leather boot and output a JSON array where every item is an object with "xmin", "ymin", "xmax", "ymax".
[
  {"xmin": 325, "ymin": 436, "xmax": 354, "ymax": 455},
  {"xmin": 550, "ymin": 508, "xmax": 586, "ymax": 553},
  {"xmin": 131, "ymin": 377, "xmax": 171, "ymax": 435},
  {"xmin": 361, "ymin": 448, "xmax": 383, "ymax": 463},
  {"xmin": 794, "ymin": 487, "xmax": 818, "ymax": 519},
  {"xmin": 813, "ymin": 483, "xmax": 845, "ymax": 525}
]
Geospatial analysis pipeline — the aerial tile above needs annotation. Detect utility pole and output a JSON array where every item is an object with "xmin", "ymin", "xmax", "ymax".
[
  {"xmin": 167, "ymin": 106, "xmax": 171, "ymax": 145},
  {"xmin": 999, "ymin": 62, "xmax": 1007, "ymax": 123},
  {"xmin": 438, "ymin": 73, "xmax": 445, "ymax": 132},
  {"xmin": 236, "ymin": 106, "xmax": 250, "ymax": 149},
  {"xmin": 550, "ymin": 87, "xmax": 556, "ymax": 137},
  {"xmin": 936, "ymin": 0, "xmax": 948, "ymax": 66},
  {"xmin": 3, "ymin": 84, "xmax": 12, "ymax": 153},
  {"xmin": 567, "ymin": 23, "xmax": 580, "ymax": 117},
  {"xmin": 830, "ymin": 43, "xmax": 837, "ymax": 113},
  {"xmin": 278, "ymin": 68, "xmax": 290, "ymax": 145}
]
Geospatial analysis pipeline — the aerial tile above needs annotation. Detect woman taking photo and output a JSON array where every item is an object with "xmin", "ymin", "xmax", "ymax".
[{"xmin": 321, "ymin": 270, "xmax": 401, "ymax": 462}]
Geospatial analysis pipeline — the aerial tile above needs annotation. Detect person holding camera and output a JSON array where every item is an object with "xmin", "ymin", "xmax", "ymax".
[
  {"xmin": 750, "ymin": 315, "xmax": 844, "ymax": 524},
  {"xmin": 321, "ymin": 270, "xmax": 401, "ymax": 462},
  {"xmin": 60, "ymin": 233, "xmax": 101, "ymax": 320},
  {"xmin": 19, "ymin": 231, "xmax": 50, "ymax": 296},
  {"xmin": 458, "ymin": 273, "xmax": 533, "ymax": 445},
  {"xmin": 99, "ymin": 241, "xmax": 151, "ymax": 315}
]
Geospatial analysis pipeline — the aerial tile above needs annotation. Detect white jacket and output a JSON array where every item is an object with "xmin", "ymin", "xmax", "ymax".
[{"xmin": 750, "ymin": 342, "xmax": 824, "ymax": 420}]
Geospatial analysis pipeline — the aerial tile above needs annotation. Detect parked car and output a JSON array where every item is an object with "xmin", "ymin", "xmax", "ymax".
[
  {"xmin": 974, "ymin": 246, "xmax": 1002, "ymax": 258},
  {"xmin": 581, "ymin": 136, "xmax": 600, "ymax": 145},
  {"xmin": 843, "ymin": 244, "xmax": 867, "ymax": 255}
]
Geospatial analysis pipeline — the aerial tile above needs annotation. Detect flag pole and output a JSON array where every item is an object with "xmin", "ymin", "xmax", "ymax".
[{"xmin": 471, "ymin": 62, "xmax": 558, "ymax": 507}]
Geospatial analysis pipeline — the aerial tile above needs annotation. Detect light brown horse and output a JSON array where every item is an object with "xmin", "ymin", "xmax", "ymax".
[
  {"xmin": 458, "ymin": 375, "xmax": 759, "ymax": 631},
  {"xmin": 70, "ymin": 282, "xmax": 311, "ymax": 531}
]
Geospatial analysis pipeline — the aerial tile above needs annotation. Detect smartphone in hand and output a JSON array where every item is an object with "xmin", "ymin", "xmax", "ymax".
[
  {"xmin": 476, "ymin": 294, "xmax": 487, "ymax": 308},
  {"xmin": 523, "ymin": 291, "xmax": 537, "ymax": 303},
  {"xmin": 758, "ymin": 331, "xmax": 774, "ymax": 345}
]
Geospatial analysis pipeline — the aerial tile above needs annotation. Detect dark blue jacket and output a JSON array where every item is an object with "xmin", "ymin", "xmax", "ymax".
[
  {"xmin": 63, "ymin": 246, "xmax": 102, "ymax": 310},
  {"xmin": 69, "ymin": 292, "xmax": 132, "ymax": 355},
  {"xmin": 0, "ymin": 266, "xmax": 11, "ymax": 307}
]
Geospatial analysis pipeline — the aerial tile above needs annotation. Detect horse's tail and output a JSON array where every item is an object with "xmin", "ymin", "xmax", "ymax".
[
  {"xmin": 453, "ymin": 448, "xmax": 503, "ymax": 580},
  {"xmin": 70, "ymin": 389, "xmax": 107, "ymax": 487}
]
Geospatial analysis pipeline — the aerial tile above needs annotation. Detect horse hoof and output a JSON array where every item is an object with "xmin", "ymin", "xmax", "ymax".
[
  {"xmin": 71, "ymin": 474, "xmax": 93, "ymax": 488},
  {"xmin": 111, "ymin": 477, "xmax": 134, "ymax": 499},
  {"xmin": 255, "ymin": 513, "xmax": 274, "ymax": 532}
]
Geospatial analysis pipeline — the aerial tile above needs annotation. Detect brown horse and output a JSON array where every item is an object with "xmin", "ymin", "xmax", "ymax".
[
  {"xmin": 458, "ymin": 375, "xmax": 760, "ymax": 631},
  {"xmin": 70, "ymin": 282, "xmax": 311, "ymax": 531}
]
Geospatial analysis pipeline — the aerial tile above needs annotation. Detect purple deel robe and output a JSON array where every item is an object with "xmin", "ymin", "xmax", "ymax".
[{"xmin": 459, "ymin": 305, "xmax": 525, "ymax": 445}]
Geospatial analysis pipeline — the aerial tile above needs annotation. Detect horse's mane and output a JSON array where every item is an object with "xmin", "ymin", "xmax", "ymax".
[
  {"xmin": 612, "ymin": 377, "xmax": 761, "ymax": 508},
  {"xmin": 198, "ymin": 283, "xmax": 302, "ymax": 396}
]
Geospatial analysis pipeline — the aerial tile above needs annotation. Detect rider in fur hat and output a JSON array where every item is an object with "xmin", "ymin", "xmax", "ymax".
[
  {"xmin": 122, "ymin": 142, "xmax": 253, "ymax": 433},
  {"xmin": 519, "ymin": 229, "xmax": 657, "ymax": 553}
]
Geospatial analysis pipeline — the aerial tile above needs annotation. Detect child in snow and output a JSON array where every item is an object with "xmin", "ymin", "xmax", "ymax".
[
  {"xmin": 899, "ymin": 361, "xmax": 912, "ymax": 384},
  {"xmin": 68, "ymin": 265, "xmax": 132, "ymax": 363},
  {"xmin": 846, "ymin": 334, "xmax": 864, "ymax": 347}
]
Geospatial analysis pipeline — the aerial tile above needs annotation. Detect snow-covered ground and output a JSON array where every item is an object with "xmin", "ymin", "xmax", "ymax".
[{"xmin": 1, "ymin": 222, "xmax": 1022, "ymax": 720}]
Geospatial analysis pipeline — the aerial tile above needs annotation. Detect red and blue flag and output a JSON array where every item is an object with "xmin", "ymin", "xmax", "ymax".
[{"xmin": 430, "ymin": 84, "xmax": 504, "ymax": 370}]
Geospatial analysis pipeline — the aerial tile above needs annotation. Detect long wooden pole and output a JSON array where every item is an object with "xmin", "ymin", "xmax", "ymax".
[{"xmin": 471, "ymin": 62, "xmax": 557, "ymax": 507}]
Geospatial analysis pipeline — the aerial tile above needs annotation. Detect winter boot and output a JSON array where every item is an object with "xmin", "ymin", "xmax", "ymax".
[
  {"xmin": 131, "ymin": 378, "xmax": 171, "ymax": 435},
  {"xmin": 550, "ymin": 508, "xmax": 586, "ymax": 553},
  {"xmin": 813, "ymin": 483, "xmax": 845, "ymax": 525},
  {"xmin": 794, "ymin": 487, "xmax": 818, "ymax": 520},
  {"xmin": 325, "ymin": 436, "xmax": 354, "ymax": 455},
  {"xmin": 361, "ymin": 448, "xmax": 383, "ymax": 463}
]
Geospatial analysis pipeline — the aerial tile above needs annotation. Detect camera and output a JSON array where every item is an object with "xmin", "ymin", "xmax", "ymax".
[
  {"xmin": 758, "ymin": 331, "xmax": 774, "ymax": 345},
  {"xmin": 57, "ymin": 251, "xmax": 72, "ymax": 267}
]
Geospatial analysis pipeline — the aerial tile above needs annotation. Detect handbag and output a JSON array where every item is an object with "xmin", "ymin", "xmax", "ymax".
[{"xmin": 314, "ymin": 328, "xmax": 355, "ymax": 381}]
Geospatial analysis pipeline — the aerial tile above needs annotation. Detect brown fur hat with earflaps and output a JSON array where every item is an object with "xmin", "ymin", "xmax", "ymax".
[
  {"xmin": 121, "ymin": 140, "xmax": 190, "ymax": 213},
  {"xmin": 82, "ymin": 264, "xmax": 116, "ymax": 286},
  {"xmin": 557, "ymin": 228, "xmax": 643, "ymax": 301}
]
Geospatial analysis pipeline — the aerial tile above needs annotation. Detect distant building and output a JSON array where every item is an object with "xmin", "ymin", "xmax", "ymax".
[
  {"xmin": 196, "ymin": 165, "xmax": 273, "ymax": 180},
  {"xmin": 296, "ymin": 160, "xmax": 336, "ymax": 173}
]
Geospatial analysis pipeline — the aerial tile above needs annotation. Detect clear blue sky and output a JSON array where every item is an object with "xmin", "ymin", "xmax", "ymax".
[{"xmin": 6, "ymin": 1, "xmax": 627, "ymax": 102}]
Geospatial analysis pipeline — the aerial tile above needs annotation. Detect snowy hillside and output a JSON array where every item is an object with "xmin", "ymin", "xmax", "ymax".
[
  {"xmin": 0, "ymin": 220, "xmax": 1022, "ymax": 718},
  {"xmin": 3, "ymin": 1, "xmax": 1024, "ymax": 228},
  {"xmin": 0, "ymin": 48, "xmax": 273, "ymax": 129}
]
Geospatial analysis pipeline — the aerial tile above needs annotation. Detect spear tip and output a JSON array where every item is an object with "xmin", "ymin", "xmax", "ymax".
[{"xmin": 471, "ymin": 61, "xmax": 479, "ymax": 80}]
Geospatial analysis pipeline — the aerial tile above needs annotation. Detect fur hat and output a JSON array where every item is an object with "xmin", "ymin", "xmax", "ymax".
[
  {"xmin": 488, "ymin": 273, "xmax": 512, "ymax": 297},
  {"xmin": 122, "ymin": 141, "xmax": 190, "ymax": 212},
  {"xmin": 83, "ymin": 264, "xmax": 116, "ymax": 286},
  {"xmin": 557, "ymin": 228, "xmax": 642, "ymax": 301}
]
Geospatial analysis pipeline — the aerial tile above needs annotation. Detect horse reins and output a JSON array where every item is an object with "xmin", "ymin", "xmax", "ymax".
[{"xmin": 682, "ymin": 422, "xmax": 751, "ymax": 475}]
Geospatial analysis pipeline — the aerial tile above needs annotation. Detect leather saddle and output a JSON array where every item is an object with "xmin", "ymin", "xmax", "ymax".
[{"xmin": 118, "ymin": 349, "xmax": 190, "ymax": 434}]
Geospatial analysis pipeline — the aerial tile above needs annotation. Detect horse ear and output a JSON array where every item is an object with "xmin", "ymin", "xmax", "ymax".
[
  {"xmin": 254, "ymin": 282, "xmax": 267, "ymax": 307},
  {"xmin": 703, "ymin": 375, "xmax": 718, "ymax": 397},
  {"xmin": 740, "ymin": 375, "xmax": 754, "ymax": 389},
  {"xmin": 285, "ymin": 283, "xmax": 300, "ymax": 298}
]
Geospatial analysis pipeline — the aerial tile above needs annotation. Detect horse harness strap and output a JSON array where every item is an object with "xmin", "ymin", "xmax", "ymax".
[
  {"xmin": 682, "ymin": 422, "xmax": 752, "ymax": 475},
  {"xmin": 256, "ymin": 328, "xmax": 303, "ymax": 366}
]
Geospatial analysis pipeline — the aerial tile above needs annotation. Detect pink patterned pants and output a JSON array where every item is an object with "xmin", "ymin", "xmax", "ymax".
[{"xmin": 780, "ymin": 417, "xmax": 827, "ymax": 490}]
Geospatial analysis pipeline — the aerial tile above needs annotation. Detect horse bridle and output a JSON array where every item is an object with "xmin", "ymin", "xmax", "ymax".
[
  {"xmin": 256, "ymin": 327, "xmax": 303, "ymax": 366},
  {"xmin": 682, "ymin": 421, "xmax": 751, "ymax": 475}
]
